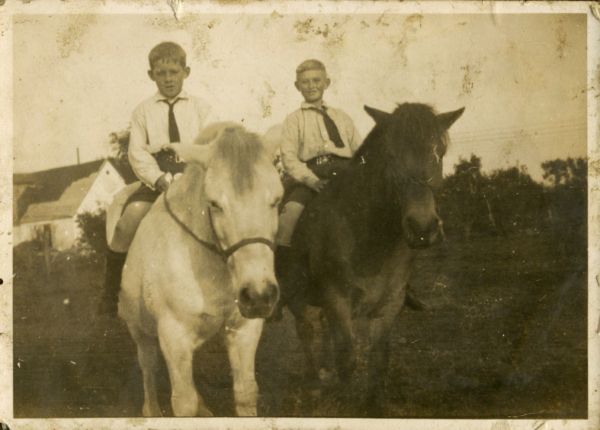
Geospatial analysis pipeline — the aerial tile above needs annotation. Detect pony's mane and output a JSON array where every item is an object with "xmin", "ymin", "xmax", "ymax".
[
  {"xmin": 211, "ymin": 125, "xmax": 265, "ymax": 193},
  {"xmin": 355, "ymin": 103, "xmax": 448, "ymax": 165}
]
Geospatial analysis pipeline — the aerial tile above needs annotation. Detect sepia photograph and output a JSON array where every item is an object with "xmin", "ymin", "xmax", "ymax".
[{"xmin": 1, "ymin": 1, "xmax": 598, "ymax": 429}]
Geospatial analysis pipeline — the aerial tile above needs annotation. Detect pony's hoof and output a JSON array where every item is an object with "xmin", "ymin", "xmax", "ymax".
[
  {"xmin": 196, "ymin": 404, "xmax": 214, "ymax": 417},
  {"xmin": 235, "ymin": 406, "xmax": 258, "ymax": 417},
  {"xmin": 142, "ymin": 403, "xmax": 163, "ymax": 417}
]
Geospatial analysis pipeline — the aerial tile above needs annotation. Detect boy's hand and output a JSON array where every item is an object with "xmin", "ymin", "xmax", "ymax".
[
  {"xmin": 155, "ymin": 173, "xmax": 173, "ymax": 193},
  {"xmin": 309, "ymin": 179, "xmax": 329, "ymax": 193}
]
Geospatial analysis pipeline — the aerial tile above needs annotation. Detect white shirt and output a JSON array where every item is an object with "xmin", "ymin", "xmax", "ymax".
[
  {"xmin": 280, "ymin": 101, "xmax": 362, "ymax": 187},
  {"xmin": 128, "ymin": 90, "xmax": 213, "ymax": 187}
]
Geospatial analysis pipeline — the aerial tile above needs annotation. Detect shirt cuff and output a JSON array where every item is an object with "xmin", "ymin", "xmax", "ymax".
[
  {"xmin": 146, "ymin": 171, "xmax": 164, "ymax": 190},
  {"xmin": 304, "ymin": 175, "xmax": 320, "ymax": 189}
]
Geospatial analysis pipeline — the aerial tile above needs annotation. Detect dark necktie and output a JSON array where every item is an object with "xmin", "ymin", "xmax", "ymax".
[
  {"xmin": 162, "ymin": 98, "xmax": 181, "ymax": 143},
  {"xmin": 156, "ymin": 98, "xmax": 184, "ymax": 174},
  {"xmin": 308, "ymin": 107, "xmax": 345, "ymax": 148}
]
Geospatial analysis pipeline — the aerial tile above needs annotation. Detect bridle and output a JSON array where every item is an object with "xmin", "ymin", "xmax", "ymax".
[{"xmin": 163, "ymin": 193, "xmax": 275, "ymax": 261}]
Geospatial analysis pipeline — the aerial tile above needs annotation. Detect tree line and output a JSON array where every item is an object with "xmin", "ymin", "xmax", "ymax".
[{"xmin": 437, "ymin": 155, "xmax": 587, "ymax": 246}]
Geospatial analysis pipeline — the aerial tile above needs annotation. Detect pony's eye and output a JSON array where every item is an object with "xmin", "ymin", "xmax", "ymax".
[{"xmin": 209, "ymin": 201, "xmax": 222, "ymax": 211}]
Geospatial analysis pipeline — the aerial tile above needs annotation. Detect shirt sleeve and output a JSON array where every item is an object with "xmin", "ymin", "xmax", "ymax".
[
  {"xmin": 345, "ymin": 113, "xmax": 363, "ymax": 155},
  {"xmin": 280, "ymin": 113, "xmax": 320, "ymax": 188},
  {"xmin": 128, "ymin": 107, "xmax": 163, "ymax": 188}
]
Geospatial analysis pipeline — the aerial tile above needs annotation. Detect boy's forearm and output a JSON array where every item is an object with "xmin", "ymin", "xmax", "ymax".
[
  {"xmin": 128, "ymin": 140, "xmax": 163, "ymax": 188},
  {"xmin": 282, "ymin": 156, "xmax": 320, "ymax": 188},
  {"xmin": 129, "ymin": 156, "xmax": 163, "ymax": 189},
  {"xmin": 128, "ymin": 114, "xmax": 164, "ymax": 188}
]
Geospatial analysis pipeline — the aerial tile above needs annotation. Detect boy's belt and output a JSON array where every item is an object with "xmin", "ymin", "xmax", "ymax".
[
  {"xmin": 154, "ymin": 149, "xmax": 186, "ymax": 175},
  {"xmin": 307, "ymin": 154, "xmax": 347, "ymax": 168}
]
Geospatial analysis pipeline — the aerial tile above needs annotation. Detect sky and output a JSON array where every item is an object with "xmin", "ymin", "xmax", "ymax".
[{"xmin": 12, "ymin": 13, "xmax": 587, "ymax": 181}]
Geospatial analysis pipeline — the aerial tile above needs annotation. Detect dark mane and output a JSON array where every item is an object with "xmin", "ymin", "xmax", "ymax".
[
  {"xmin": 355, "ymin": 103, "xmax": 448, "ymax": 169},
  {"xmin": 344, "ymin": 103, "xmax": 448, "ymax": 201},
  {"xmin": 212, "ymin": 126, "xmax": 265, "ymax": 193}
]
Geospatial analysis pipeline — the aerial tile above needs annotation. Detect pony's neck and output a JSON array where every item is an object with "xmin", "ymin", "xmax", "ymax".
[
  {"xmin": 336, "ymin": 132, "xmax": 404, "ymax": 245},
  {"xmin": 166, "ymin": 165, "xmax": 217, "ymax": 244}
]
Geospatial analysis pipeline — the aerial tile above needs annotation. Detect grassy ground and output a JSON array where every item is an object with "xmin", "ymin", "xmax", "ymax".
[{"xmin": 13, "ymin": 232, "xmax": 587, "ymax": 418}]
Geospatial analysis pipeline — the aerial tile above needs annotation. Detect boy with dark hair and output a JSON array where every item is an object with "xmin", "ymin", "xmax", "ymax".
[{"xmin": 99, "ymin": 41, "xmax": 214, "ymax": 316}]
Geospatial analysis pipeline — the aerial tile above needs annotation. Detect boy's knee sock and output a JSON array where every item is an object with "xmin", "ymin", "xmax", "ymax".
[
  {"xmin": 275, "ymin": 201, "xmax": 305, "ymax": 247},
  {"xmin": 275, "ymin": 245, "xmax": 307, "ymax": 305},
  {"xmin": 104, "ymin": 249, "xmax": 127, "ymax": 298},
  {"xmin": 275, "ymin": 245, "xmax": 293, "ymax": 277}
]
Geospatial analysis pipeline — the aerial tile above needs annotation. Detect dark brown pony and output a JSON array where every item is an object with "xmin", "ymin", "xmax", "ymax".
[{"xmin": 279, "ymin": 103, "xmax": 464, "ymax": 415}]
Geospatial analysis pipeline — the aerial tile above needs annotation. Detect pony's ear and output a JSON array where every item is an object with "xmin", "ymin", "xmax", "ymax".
[
  {"xmin": 162, "ymin": 143, "xmax": 215, "ymax": 168},
  {"xmin": 364, "ymin": 105, "xmax": 391, "ymax": 124},
  {"xmin": 437, "ymin": 107, "xmax": 465, "ymax": 131}
]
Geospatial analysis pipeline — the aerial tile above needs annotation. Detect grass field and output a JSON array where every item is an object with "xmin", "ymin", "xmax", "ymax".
[{"xmin": 13, "ymin": 232, "xmax": 587, "ymax": 418}]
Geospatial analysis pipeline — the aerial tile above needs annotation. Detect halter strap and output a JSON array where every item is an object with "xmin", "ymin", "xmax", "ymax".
[{"xmin": 163, "ymin": 192, "xmax": 275, "ymax": 261}]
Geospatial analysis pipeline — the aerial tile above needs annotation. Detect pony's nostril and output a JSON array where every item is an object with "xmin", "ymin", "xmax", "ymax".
[{"xmin": 239, "ymin": 286, "xmax": 252, "ymax": 304}]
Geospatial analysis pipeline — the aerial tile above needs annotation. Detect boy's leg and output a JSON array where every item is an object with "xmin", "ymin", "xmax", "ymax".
[
  {"xmin": 98, "ymin": 201, "xmax": 153, "ymax": 316},
  {"xmin": 111, "ymin": 201, "xmax": 154, "ymax": 253},
  {"xmin": 271, "ymin": 186, "xmax": 314, "ymax": 321}
]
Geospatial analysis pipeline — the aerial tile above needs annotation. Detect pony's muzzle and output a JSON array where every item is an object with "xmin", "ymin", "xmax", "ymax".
[
  {"xmin": 404, "ymin": 215, "xmax": 442, "ymax": 249},
  {"xmin": 237, "ymin": 281, "xmax": 280, "ymax": 319}
]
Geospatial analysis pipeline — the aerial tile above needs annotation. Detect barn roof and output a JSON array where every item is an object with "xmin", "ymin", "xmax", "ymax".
[{"xmin": 14, "ymin": 159, "xmax": 136, "ymax": 225}]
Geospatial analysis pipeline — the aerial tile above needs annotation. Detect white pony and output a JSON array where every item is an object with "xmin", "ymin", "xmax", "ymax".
[{"xmin": 116, "ymin": 124, "xmax": 283, "ymax": 416}]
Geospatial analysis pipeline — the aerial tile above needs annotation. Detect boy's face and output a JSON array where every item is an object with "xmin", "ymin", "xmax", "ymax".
[
  {"xmin": 295, "ymin": 69, "xmax": 330, "ymax": 104},
  {"xmin": 148, "ymin": 59, "xmax": 190, "ymax": 99}
]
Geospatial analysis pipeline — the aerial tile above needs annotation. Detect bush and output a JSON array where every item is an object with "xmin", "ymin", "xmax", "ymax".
[{"xmin": 75, "ymin": 210, "xmax": 107, "ymax": 254}]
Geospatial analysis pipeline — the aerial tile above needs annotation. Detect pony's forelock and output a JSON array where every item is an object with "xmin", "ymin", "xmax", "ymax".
[{"xmin": 212, "ymin": 126, "xmax": 265, "ymax": 194}]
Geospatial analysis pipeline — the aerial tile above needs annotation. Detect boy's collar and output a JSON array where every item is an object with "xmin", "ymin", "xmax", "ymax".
[
  {"xmin": 154, "ymin": 90, "xmax": 189, "ymax": 102},
  {"xmin": 301, "ymin": 100, "xmax": 328, "ymax": 110}
]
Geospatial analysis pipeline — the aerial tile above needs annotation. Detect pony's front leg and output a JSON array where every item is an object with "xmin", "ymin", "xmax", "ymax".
[
  {"xmin": 225, "ymin": 317, "xmax": 264, "ymax": 416},
  {"xmin": 158, "ymin": 316, "xmax": 211, "ymax": 417},
  {"xmin": 365, "ymin": 287, "xmax": 406, "ymax": 416},
  {"xmin": 322, "ymin": 287, "xmax": 355, "ymax": 382},
  {"xmin": 131, "ymin": 328, "xmax": 162, "ymax": 417}
]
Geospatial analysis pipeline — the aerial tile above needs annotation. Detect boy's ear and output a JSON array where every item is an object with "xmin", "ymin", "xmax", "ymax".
[
  {"xmin": 147, "ymin": 69, "xmax": 156, "ymax": 82},
  {"xmin": 294, "ymin": 80, "xmax": 300, "ymax": 91},
  {"xmin": 324, "ymin": 76, "xmax": 331, "ymax": 89},
  {"xmin": 184, "ymin": 66, "xmax": 191, "ymax": 78}
]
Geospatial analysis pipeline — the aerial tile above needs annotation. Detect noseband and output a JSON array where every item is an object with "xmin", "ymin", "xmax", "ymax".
[{"xmin": 164, "ymin": 193, "xmax": 275, "ymax": 261}]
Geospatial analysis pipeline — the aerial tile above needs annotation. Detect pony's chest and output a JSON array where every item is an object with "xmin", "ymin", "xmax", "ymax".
[{"xmin": 350, "ymin": 248, "xmax": 412, "ymax": 317}]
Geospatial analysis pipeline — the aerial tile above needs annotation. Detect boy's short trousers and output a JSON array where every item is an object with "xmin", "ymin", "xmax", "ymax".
[
  {"xmin": 122, "ymin": 184, "xmax": 161, "ymax": 213},
  {"xmin": 283, "ymin": 154, "xmax": 352, "ymax": 206}
]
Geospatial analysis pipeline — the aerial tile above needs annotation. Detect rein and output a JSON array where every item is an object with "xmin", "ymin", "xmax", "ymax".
[{"xmin": 163, "ymin": 193, "xmax": 275, "ymax": 261}]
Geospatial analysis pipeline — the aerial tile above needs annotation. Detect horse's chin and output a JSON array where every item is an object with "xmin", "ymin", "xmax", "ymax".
[
  {"xmin": 406, "ymin": 239, "xmax": 434, "ymax": 250},
  {"xmin": 405, "ymin": 232, "xmax": 441, "ymax": 249}
]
